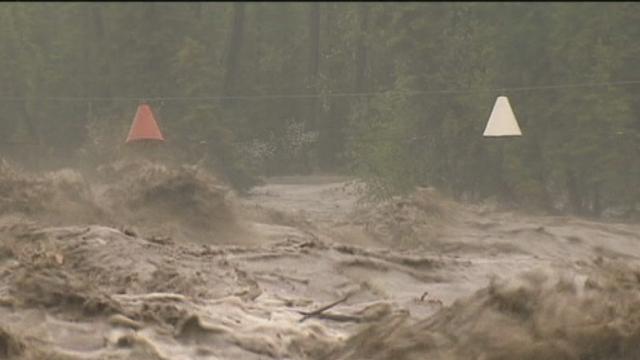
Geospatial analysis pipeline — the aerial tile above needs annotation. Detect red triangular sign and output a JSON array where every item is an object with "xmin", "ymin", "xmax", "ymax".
[{"xmin": 125, "ymin": 103, "xmax": 165, "ymax": 143}]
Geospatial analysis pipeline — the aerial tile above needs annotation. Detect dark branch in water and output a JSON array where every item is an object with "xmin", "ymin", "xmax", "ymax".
[{"xmin": 298, "ymin": 292, "xmax": 354, "ymax": 323}]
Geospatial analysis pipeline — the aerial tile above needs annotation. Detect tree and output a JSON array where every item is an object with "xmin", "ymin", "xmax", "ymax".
[{"xmin": 222, "ymin": 2, "xmax": 246, "ymax": 104}]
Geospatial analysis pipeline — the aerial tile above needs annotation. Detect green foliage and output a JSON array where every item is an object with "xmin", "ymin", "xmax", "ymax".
[
  {"xmin": 346, "ymin": 3, "xmax": 640, "ymax": 215},
  {"xmin": 0, "ymin": 3, "xmax": 638, "ymax": 213},
  {"xmin": 347, "ymin": 92, "xmax": 420, "ymax": 200}
]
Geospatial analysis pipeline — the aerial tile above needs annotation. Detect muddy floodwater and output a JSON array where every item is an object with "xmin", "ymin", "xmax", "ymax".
[{"xmin": 2, "ymin": 167, "xmax": 640, "ymax": 359}]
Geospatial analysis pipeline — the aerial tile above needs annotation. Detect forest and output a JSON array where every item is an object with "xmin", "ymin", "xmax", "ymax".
[{"xmin": 0, "ymin": 2, "xmax": 638, "ymax": 216}]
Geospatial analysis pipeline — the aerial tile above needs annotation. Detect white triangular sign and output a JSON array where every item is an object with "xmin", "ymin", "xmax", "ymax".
[{"xmin": 483, "ymin": 96, "xmax": 522, "ymax": 137}]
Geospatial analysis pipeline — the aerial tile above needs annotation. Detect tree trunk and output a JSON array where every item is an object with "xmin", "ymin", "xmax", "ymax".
[
  {"xmin": 82, "ymin": 6, "xmax": 92, "ymax": 99},
  {"xmin": 591, "ymin": 181, "xmax": 602, "ymax": 217},
  {"xmin": 307, "ymin": 3, "xmax": 321, "ymax": 128},
  {"xmin": 20, "ymin": 101, "xmax": 39, "ymax": 146},
  {"xmin": 20, "ymin": 100, "xmax": 42, "ymax": 169},
  {"xmin": 354, "ymin": 4, "xmax": 369, "ymax": 93},
  {"xmin": 528, "ymin": 134, "xmax": 553, "ymax": 210},
  {"xmin": 222, "ymin": 3, "xmax": 246, "ymax": 106},
  {"xmin": 146, "ymin": 3, "xmax": 162, "ymax": 96},
  {"xmin": 192, "ymin": 3, "xmax": 203, "ymax": 21},
  {"xmin": 303, "ymin": 3, "xmax": 321, "ymax": 174},
  {"xmin": 494, "ymin": 140, "xmax": 517, "ymax": 205},
  {"xmin": 566, "ymin": 168, "xmax": 584, "ymax": 215},
  {"xmin": 89, "ymin": 6, "xmax": 111, "ymax": 102}
]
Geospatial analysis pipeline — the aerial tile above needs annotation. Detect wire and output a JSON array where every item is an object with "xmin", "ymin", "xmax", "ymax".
[{"xmin": 0, "ymin": 80, "xmax": 639, "ymax": 103}]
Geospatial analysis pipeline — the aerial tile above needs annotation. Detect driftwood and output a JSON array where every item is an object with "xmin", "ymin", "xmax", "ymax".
[
  {"xmin": 417, "ymin": 291, "xmax": 443, "ymax": 306},
  {"xmin": 113, "ymin": 292, "xmax": 187, "ymax": 302},
  {"xmin": 297, "ymin": 292, "xmax": 354, "ymax": 323},
  {"xmin": 304, "ymin": 312, "xmax": 362, "ymax": 323}
]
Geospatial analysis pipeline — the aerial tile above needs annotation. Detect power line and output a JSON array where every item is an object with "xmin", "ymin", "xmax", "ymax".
[{"xmin": 0, "ymin": 79, "xmax": 639, "ymax": 102}]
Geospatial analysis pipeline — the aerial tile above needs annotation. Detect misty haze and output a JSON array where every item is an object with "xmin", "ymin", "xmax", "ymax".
[{"xmin": 1, "ymin": 2, "xmax": 640, "ymax": 360}]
